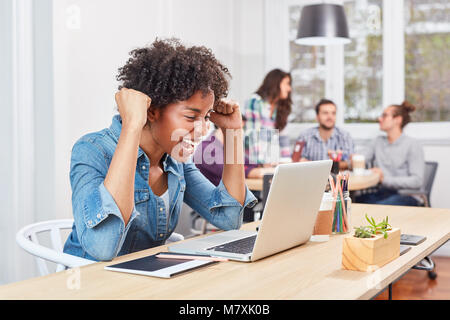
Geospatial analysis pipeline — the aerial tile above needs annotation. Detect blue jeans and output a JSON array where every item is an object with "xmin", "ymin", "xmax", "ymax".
[{"xmin": 355, "ymin": 188, "xmax": 419, "ymax": 206}]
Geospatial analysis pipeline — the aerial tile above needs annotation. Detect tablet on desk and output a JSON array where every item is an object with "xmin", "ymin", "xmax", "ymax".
[
  {"xmin": 104, "ymin": 252, "xmax": 217, "ymax": 278},
  {"xmin": 400, "ymin": 234, "xmax": 427, "ymax": 246}
]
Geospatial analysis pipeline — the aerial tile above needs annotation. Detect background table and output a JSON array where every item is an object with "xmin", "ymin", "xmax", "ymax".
[
  {"xmin": 348, "ymin": 171, "xmax": 380, "ymax": 191},
  {"xmin": 246, "ymin": 170, "xmax": 380, "ymax": 192},
  {"xmin": 245, "ymin": 178, "xmax": 264, "ymax": 191},
  {"xmin": 0, "ymin": 204, "xmax": 449, "ymax": 300}
]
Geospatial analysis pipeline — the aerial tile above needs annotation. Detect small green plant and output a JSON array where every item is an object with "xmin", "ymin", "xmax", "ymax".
[
  {"xmin": 353, "ymin": 226, "xmax": 374, "ymax": 238},
  {"xmin": 353, "ymin": 214, "xmax": 393, "ymax": 239}
]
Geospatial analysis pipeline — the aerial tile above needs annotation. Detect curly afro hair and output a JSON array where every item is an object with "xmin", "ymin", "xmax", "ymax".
[{"xmin": 116, "ymin": 38, "xmax": 231, "ymax": 109}]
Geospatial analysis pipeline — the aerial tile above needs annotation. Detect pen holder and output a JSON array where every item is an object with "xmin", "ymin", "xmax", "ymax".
[{"xmin": 332, "ymin": 191, "xmax": 351, "ymax": 234}]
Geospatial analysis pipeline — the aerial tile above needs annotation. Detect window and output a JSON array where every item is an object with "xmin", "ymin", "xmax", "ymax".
[
  {"xmin": 284, "ymin": 0, "xmax": 450, "ymax": 124},
  {"xmin": 344, "ymin": 0, "xmax": 383, "ymax": 122},
  {"xmin": 288, "ymin": 4, "xmax": 326, "ymax": 122},
  {"xmin": 404, "ymin": 0, "xmax": 450, "ymax": 121}
]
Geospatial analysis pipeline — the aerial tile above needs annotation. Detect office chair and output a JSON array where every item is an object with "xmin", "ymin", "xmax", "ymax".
[
  {"xmin": 16, "ymin": 219, "xmax": 184, "ymax": 276},
  {"xmin": 398, "ymin": 161, "xmax": 438, "ymax": 208},
  {"xmin": 189, "ymin": 211, "xmax": 219, "ymax": 235},
  {"xmin": 262, "ymin": 173, "xmax": 274, "ymax": 208},
  {"xmin": 250, "ymin": 173, "xmax": 274, "ymax": 220},
  {"xmin": 398, "ymin": 161, "xmax": 439, "ymax": 280},
  {"xmin": 16, "ymin": 219, "xmax": 95, "ymax": 276}
]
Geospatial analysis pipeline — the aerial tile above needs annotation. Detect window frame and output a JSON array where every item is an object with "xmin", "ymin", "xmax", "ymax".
[{"xmin": 265, "ymin": 0, "xmax": 450, "ymax": 135}]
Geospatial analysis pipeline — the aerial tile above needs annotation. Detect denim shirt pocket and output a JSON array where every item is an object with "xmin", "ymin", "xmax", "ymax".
[{"xmin": 134, "ymin": 189, "xmax": 149, "ymax": 204}]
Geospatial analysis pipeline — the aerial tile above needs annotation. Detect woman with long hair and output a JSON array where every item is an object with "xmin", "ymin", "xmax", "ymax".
[
  {"xmin": 243, "ymin": 69, "xmax": 292, "ymax": 164},
  {"xmin": 356, "ymin": 101, "xmax": 424, "ymax": 206}
]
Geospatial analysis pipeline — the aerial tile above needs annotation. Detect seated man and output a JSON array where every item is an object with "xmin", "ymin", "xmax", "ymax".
[
  {"xmin": 355, "ymin": 101, "xmax": 424, "ymax": 206},
  {"xmin": 296, "ymin": 99, "xmax": 354, "ymax": 169}
]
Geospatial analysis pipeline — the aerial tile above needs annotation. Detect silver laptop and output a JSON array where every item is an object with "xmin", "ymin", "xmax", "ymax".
[{"xmin": 168, "ymin": 160, "xmax": 332, "ymax": 262}]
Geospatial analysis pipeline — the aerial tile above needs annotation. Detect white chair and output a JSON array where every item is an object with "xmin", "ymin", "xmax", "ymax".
[{"xmin": 16, "ymin": 219, "xmax": 184, "ymax": 276}]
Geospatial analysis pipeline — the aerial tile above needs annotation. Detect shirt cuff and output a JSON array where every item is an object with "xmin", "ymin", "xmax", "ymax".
[
  {"xmin": 85, "ymin": 182, "xmax": 139, "ymax": 241},
  {"xmin": 208, "ymin": 180, "xmax": 258, "ymax": 211}
]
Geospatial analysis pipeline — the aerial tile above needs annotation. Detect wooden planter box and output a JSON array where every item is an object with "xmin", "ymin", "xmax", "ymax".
[{"xmin": 342, "ymin": 228, "xmax": 401, "ymax": 272}]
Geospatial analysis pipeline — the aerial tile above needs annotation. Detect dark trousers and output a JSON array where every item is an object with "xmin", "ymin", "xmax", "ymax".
[{"xmin": 355, "ymin": 188, "xmax": 419, "ymax": 206}]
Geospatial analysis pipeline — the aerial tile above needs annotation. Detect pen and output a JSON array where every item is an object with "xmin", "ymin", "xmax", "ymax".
[{"xmin": 155, "ymin": 254, "xmax": 229, "ymax": 262}]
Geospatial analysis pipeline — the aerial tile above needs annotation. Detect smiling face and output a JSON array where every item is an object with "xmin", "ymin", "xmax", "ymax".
[
  {"xmin": 316, "ymin": 103, "xmax": 336, "ymax": 130},
  {"xmin": 148, "ymin": 90, "xmax": 214, "ymax": 162}
]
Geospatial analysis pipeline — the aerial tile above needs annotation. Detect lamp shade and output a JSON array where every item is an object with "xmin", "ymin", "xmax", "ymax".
[{"xmin": 295, "ymin": 4, "xmax": 351, "ymax": 46}]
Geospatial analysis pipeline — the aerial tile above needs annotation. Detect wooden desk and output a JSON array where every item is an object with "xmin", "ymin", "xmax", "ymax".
[
  {"xmin": 245, "ymin": 178, "xmax": 263, "ymax": 191},
  {"xmin": 1, "ymin": 204, "xmax": 449, "ymax": 300},
  {"xmin": 246, "ymin": 171, "xmax": 379, "ymax": 192}
]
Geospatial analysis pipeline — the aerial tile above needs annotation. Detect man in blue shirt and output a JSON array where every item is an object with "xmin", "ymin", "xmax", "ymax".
[{"xmin": 296, "ymin": 99, "xmax": 354, "ymax": 169}]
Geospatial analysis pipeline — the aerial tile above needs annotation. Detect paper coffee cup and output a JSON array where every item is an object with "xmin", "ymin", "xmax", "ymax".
[
  {"xmin": 312, "ymin": 193, "xmax": 333, "ymax": 239},
  {"xmin": 352, "ymin": 154, "xmax": 365, "ymax": 175}
]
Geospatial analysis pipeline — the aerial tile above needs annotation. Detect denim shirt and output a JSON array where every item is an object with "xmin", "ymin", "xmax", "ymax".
[{"xmin": 63, "ymin": 115, "xmax": 258, "ymax": 261}]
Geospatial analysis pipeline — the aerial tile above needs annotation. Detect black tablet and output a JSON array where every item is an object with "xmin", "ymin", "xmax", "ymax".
[
  {"xmin": 400, "ymin": 234, "xmax": 427, "ymax": 246},
  {"xmin": 104, "ymin": 252, "xmax": 216, "ymax": 278}
]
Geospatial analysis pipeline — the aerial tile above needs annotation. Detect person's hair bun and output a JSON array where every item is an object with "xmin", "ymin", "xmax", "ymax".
[{"xmin": 401, "ymin": 100, "xmax": 416, "ymax": 113}]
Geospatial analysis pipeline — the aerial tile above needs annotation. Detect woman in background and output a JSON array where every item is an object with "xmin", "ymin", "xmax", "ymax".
[
  {"xmin": 356, "ymin": 101, "xmax": 424, "ymax": 206},
  {"xmin": 243, "ymin": 69, "xmax": 292, "ymax": 165}
]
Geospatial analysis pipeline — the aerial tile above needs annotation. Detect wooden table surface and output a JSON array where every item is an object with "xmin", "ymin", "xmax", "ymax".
[
  {"xmin": 348, "ymin": 171, "xmax": 380, "ymax": 191},
  {"xmin": 246, "ymin": 170, "xmax": 380, "ymax": 192},
  {"xmin": 1, "ymin": 204, "xmax": 449, "ymax": 300}
]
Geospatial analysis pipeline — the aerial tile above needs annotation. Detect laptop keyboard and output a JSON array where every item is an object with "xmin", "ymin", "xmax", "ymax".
[{"xmin": 206, "ymin": 235, "xmax": 257, "ymax": 255}]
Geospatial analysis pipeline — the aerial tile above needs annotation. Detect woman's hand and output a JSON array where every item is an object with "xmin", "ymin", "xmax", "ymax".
[
  {"xmin": 115, "ymin": 88, "xmax": 152, "ymax": 130},
  {"xmin": 209, "ymin": 98, "xmax": 243, "ymax": 130}
]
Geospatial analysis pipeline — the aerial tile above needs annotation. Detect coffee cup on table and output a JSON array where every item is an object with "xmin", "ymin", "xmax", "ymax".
[
  {"xmin": 311, "ymin": 193, "xmax": 333, "ymax": 242},
  {"xmin": 351, "ymin": 154, "xmax": 366, "ymax": 175}
]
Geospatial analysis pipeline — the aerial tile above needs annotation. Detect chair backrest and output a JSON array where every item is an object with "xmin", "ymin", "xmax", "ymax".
[
  {"xmin": 16, "ymin": 219, "xmax": 94, "ymax": 276},
  {"xmin": 16, "ymin": 219, "xmax": 185, "ymax": 276},
  {"xmin": 262, "ymin": 173, "xmax": 274, "ymax": 208},
  {"xmin": 423, "ymin": 161, "xmax": 438, "ymax": 196},
  {"xmin": 166, "ymin": 232, "xmax": 185, "ymax": 243}
]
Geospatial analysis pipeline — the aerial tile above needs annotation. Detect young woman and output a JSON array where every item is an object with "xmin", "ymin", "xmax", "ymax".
[
  {"xmin": 243, "ymin": 69, "xmax": 292, "ymax": 164},
  {"xmin": 356, "ymin": 101, "xmax": 424, "ymax": 206},
  {"xmin": 63, "ymin": 39, "xmax": 257, "ymax": 261}
]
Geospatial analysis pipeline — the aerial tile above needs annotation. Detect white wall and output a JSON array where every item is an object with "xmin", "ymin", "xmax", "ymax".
[
  {"xmin": 53, "ymin": 0, "xmax": 161, "ymax": 221},
  {"xmin": 0, "ymin": 0, "xmax": 18, "ymax": 285},
  {"xmin": 0, "ymin": 0, "xmax": 51, "ymax": 285}
]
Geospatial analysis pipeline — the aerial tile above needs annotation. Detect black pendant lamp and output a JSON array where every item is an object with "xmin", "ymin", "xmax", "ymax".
[{"xmin": 295, "ymin": 3, "xmax": 351, "ymax": 46}]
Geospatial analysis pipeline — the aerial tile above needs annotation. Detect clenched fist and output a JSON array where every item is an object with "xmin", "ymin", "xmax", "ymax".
[
  {"xmin": 115, "ymin": 88, "xmax": 152, "ymax": 130},
  {"xmin": 209, "ymin": 98, "xmax": 243, "ymax": 130}
]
